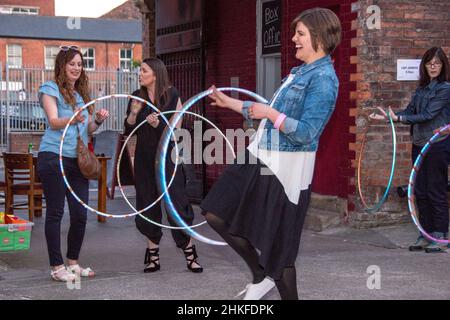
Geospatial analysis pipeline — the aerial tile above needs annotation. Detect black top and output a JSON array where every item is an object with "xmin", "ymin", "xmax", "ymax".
[{"xmin": 124, "ymin": 87, "xmax": 180, "ymax": 157}]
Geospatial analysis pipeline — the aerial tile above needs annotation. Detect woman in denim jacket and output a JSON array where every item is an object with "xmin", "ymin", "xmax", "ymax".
[
  {"xmin": 201, "ymin": 8, "xmax": 341, "ymax": 300},
  {"xmin": 370, "ymin": 47, "xmax": 450, "ymax": 253}
]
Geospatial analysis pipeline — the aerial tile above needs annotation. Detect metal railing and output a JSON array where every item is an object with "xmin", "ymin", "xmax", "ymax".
[{"xmin": 0, "ymin": 63, "xmax": 139, "ymax": 149}]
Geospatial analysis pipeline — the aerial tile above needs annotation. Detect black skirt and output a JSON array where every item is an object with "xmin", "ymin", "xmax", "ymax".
[{"xmin": 200, "ymin": 150, "xmax": 311, "ymax": 280}]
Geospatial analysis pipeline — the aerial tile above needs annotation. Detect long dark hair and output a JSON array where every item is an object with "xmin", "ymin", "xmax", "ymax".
[
  {"xmin": 138, "ymin": 57, "xmax": 171, "ymax": 108},
  {"xmin": 418, "ymin": 47, "xmax": 450, "ymax": 88},
  {"xmin": 54, "ymin": 48, "xmax": 93, "ymax": 114}
]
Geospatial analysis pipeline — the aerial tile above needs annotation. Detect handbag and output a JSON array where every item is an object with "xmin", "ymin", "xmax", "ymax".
[{"xmin": 76, "ymin": 124, "xmax": 101, "ymax": 180}]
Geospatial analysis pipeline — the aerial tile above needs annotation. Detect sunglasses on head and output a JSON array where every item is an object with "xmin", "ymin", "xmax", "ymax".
[{"xmin": 59, "ymin": 45, "xmax": 80, "ymax": 52}]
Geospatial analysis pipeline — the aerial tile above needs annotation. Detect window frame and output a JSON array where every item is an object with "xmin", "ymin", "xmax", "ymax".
[
  {"xmin": 0, "ymin": 6, "xmax": 39, "ymax": 15},
  {"xmin": 119, "ymin": 48, "xmax": 133, "ymax": 72},
  {"xmin": 44, "ymin": 46, "xmax": 60, "ymax": 70},
  {"xmin": 81, "ymin": 47, "xmax": 96, "ymax": 71},
  {"xmin": 6, "ymin": 44, "xmax": 23, "ymax": 69}
]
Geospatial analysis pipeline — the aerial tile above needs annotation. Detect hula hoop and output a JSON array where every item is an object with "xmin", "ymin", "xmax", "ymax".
[
  {"xmin": 59, "ymin": 94, "xmax": 177, "ymax": 218},
  {"xmin": 408, "ymin": 124, "xmax": 450, "ymax": 244},
  {"xmin": 117, "ymin": 109, "xmax": 236, "ymax": 230},
  {"xmin": 157, "ymin": 87, "xmax": 269, "ymax": 246},
  {"xmin": 357, "ymin": 110, "xmax": 397, "ymax": 213}
]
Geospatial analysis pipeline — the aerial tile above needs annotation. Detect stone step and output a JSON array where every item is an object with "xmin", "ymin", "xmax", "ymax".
[
  {"xmin": 304, "ymin": 207, "xmax": 342, "ymax": 232},
  {"xmin": 309, "ymin": 193, "xmax": 347, "ymax": 215}
]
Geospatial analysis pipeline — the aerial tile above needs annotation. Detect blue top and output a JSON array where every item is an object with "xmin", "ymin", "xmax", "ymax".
[
  {"xmin": 38, "ymin": 81, "xmax": 89, "ymax": 158},
  {"xmin": 243, "ymin": 55, "xmax": 339, "ymax": 152}
]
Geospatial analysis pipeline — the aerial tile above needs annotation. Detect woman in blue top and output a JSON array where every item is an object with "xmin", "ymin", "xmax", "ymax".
[
  {"xmin": 201, "ymin": 8, "xmax": 341, "ymax": 300},
  {"xmin": 370, "ymin": 47, "xmax": 450, "ymax": 253},
  {"xmin": 37, "ymin": 46, "xmax": 109, "ymax": 282}
]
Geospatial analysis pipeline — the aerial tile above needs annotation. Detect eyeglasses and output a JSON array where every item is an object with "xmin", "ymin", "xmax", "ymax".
[
  {"xmin": 425, "ymin": 61, "xmax": 442, "ymax": 69},
  {"xmin": 59, "ymin": 45, "xmax": 80, "ymax": 52}
]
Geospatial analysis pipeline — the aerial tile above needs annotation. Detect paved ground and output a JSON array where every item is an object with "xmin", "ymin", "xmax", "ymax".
[{"xmin": 0, "ymin": 189, "xmax": 449, "ymax": 300}]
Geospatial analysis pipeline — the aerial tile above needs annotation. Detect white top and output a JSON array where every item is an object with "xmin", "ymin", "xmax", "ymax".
[{"xmin": 247, "ymin": 74, "xmax": 316, "ymax": 205}]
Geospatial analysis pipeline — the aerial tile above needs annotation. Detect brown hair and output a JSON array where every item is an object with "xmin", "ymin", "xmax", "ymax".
[
  {"xmin": 291, "ymin": 7, "xmax": 342, "ymax": 55},
  {"xmin": 418, "ymin": 47, "xmax": 450, "ymax": 88},
  {"xmin": 54, "ymin": 48, "xmax": 93, "ymax": 114},
  {"xmin": 138, "ymin": 57, "xmax": 171, "ymax": 108}
]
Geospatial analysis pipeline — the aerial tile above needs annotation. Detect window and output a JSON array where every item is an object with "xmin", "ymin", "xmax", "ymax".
[
  {"xmin": 120, "ymin": 49, "xmax": 133, "ymax": 71},
  {"xmin": 7, "ymin": 44, "xmax": 22, "ymax": 68},
  {"xmin": 0, "ymin": 6, "xmax": 39, "ymax": 15},
  {"xmin": 81, "ymin": 48, "xmax": 95, "ymax": 70},
  {"xmin": 44, "ymin": 46, "xmax": 60, "ymax": 70}
]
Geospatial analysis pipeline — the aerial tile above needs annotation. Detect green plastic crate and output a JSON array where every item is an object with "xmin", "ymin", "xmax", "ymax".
[{"xmin": 0, "ymin": 222, "xmax": 34, "ymax": 252}]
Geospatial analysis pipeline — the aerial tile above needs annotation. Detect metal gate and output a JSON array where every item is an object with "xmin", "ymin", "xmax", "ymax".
[
  {"xmin": 0, "ymin": 63, "xmax": 139, "ymax": 151},
  {"xmin": 160, "ymin": 48, "xmax": 205, "ymax": 202}
]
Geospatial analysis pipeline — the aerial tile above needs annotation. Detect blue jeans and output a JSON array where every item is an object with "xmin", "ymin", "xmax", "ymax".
[{"xmin": 37, "ymin": 151, "xmax": 88, "ymax": 267}]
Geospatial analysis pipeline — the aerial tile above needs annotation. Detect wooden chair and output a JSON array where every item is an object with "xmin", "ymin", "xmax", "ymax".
[{"xmin": 3, "ymin": 152, "xmax": 44, "ymax": 222}]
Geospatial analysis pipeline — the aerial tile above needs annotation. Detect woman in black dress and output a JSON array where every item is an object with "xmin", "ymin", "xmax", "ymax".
[{"xmin": 124, "ymin": 58, "xmax": 203, "ymax": 273}]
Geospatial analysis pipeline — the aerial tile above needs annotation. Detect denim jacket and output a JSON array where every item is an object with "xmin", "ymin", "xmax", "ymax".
[
  {"xmin": 396, "ymin": 80, "xmax": 450, "ymax": 146},
  {"xmin": 243, "ymin": 55, "xmax": 339, "ymax": 152}
]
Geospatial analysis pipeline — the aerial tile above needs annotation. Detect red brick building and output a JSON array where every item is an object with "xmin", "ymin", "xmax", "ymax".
[
  {"xmin": 102, "ymin": 0, "xmax": 142, "ymax": 20},
  {"xmin": 0, "ymin": 0, "xmax": 143, "ymax": 71},
  {"xmin": 0, "ymin": 0, "xmax": 54, "ymax": 15}
]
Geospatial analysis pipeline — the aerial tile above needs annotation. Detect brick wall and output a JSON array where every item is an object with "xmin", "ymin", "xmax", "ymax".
[
  {"xmin": 139, "ymin": 0, "xmax": 156, "ymax": 58},
  {"xmin": 0, "ymin": 0, "xmax": 54, "ymax": 16},
  {"xmin": 101, "ymin": 0, "xmax": 142, "ymax": 20},
  {"xmin": 0, "ymin": 38, "xmax": 142, "ymax": 69},
  {"xmin": 8, "ymin": 131, "xmax": 137, "ymax": 156},
  {"xmin": 8, "ymin": 132, "xmax": 43, "ymax": 153},
  {"xmin": 350, "ymin": 0, "xmax": 450, "ymax": 227},
  {"xmin": 204, "ymin": 0, "xmax": 258, "ymax": 188}
]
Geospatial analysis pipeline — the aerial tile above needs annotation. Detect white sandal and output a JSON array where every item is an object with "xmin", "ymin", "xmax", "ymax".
[
  {"xmin": 50, "ymin": 266, "xmax": 77, "ymax": 282},
  {"xmin": 67, "ymin": 264, "xmax": 95, "ymax": 278}
]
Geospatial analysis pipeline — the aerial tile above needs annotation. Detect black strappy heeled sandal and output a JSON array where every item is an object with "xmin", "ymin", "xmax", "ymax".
[
  {"xmin": 144, "ymin": 247, "xmax": 160, "ymax": 273},
  {"xmin": 182, "ymin": 245, "xmax": 203, "ymax": 273}
]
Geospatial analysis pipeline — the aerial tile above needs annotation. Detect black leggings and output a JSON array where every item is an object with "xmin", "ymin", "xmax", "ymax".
[{"xmin": 205, "ymin": 212, "xmax": 298, "ymax": 300}]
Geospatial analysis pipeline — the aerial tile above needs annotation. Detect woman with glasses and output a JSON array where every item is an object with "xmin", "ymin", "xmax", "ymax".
[
  {"xmin": 370, "ymin": 47, "xmax": 450, "ymax": 253},
  {"xmin": 37, "ymin": 45, "xmax": 110, "ymax": 281}
]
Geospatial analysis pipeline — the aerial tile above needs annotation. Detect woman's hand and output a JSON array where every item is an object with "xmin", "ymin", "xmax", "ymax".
[
  {"xmin": 95, "ymin": 109, "xmax": 109, "ymax": 123},
  {"xmin": 433, "ymin": 126, "xmax": 450, "ymax": 135},
  {"xmin": 369, "ymin": 106, "xmax": 398, "ymax": 122},
  {"xmin": 70, "ymin": 108, "xmax": 86, "ymax": 125},
  {"xmin": 208, "ymin": 86, "xmax": 233, "ymax": 108},
  {"xmin": 146, "ymin": 112, "xmax": 160, "ymax": 128},
  {"xmin": 248, "ymin": 103, "xmax": 270, "ymax": 120},
  {"xmin": 130, "ymin": 100, "xmax": 143, "ymax": 115}
]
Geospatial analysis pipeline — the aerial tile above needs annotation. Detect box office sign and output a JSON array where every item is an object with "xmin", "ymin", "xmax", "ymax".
[
  {"xmin": 397, "ymin": 59, "xmax": 421, "ymax": 81},
  {"xmin": 262, "ymin": 0, "xmax": 281, "ymax": 55}
]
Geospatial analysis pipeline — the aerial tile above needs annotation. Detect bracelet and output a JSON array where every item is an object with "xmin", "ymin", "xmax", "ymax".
[
  {"xmin": 274, "ymin": 113, "xmax": 287, "ymax": 130},
  {"xmin": 95, "ymin": 119, "xmax": 103, "ymax": 126},
  {"xmin": 242, "ymin": 101, "xmax": 254, "ymax": 121}
]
